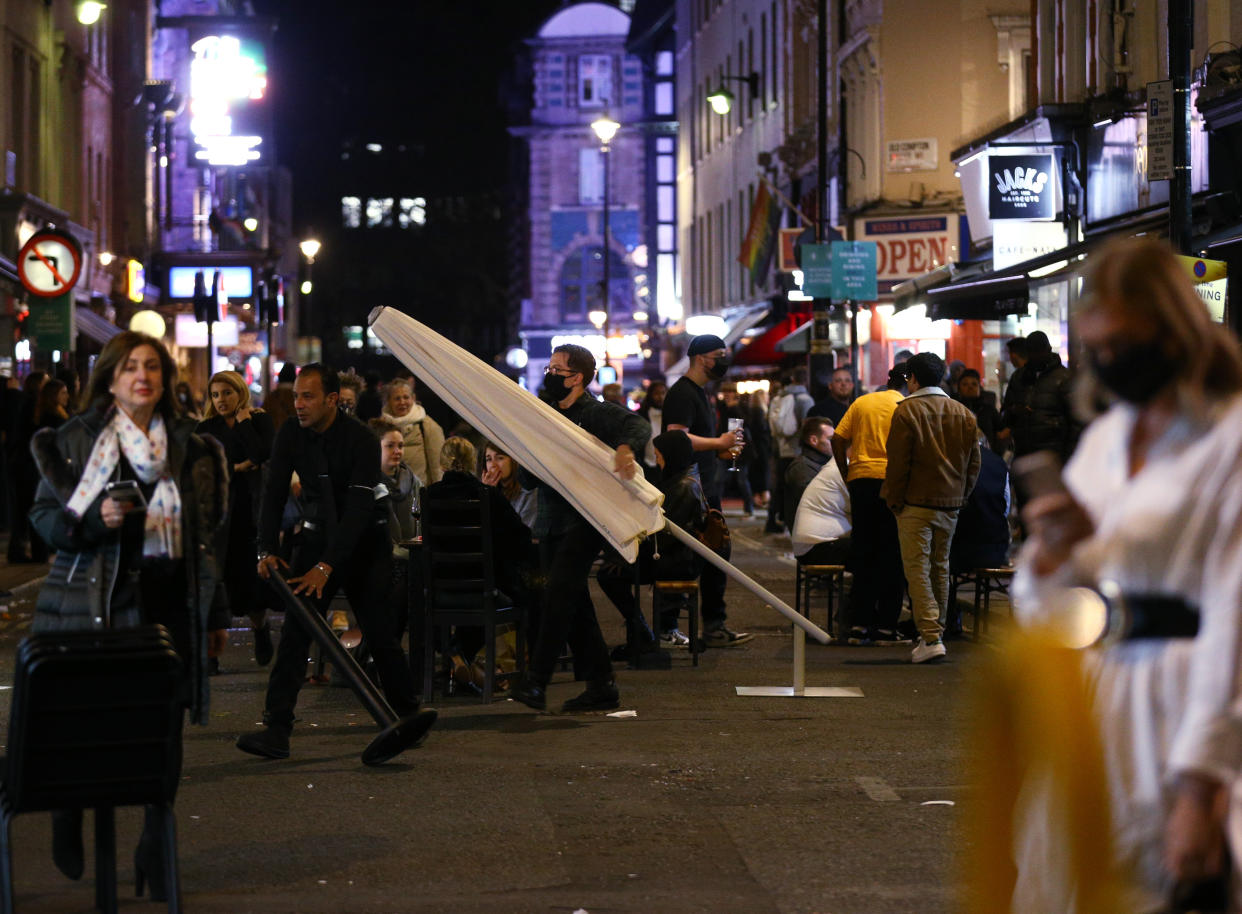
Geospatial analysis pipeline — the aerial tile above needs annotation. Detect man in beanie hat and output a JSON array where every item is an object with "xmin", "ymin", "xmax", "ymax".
[{"xmin": 661, "ymin": 335, "xmax": 752, "ymax": 647}]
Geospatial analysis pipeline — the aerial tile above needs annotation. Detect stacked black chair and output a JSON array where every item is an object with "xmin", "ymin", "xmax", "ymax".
[
  {"xmin": 422, "ymin": 491, "xmax": 526, "ymax": 703},
  {"xmin": 0, "ymin": 625, "xmax": 185, "ymax": 914}
]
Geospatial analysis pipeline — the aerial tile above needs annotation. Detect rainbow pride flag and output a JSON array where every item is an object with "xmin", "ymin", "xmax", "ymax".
[{"xmin": 737, "ymin": 182, "xmax": 782, "ymax": 285}]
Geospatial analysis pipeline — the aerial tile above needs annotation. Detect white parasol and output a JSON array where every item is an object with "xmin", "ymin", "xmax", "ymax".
[{"xmin": 368, "ymin": 307, "xmax": 829, "ymax": 643}]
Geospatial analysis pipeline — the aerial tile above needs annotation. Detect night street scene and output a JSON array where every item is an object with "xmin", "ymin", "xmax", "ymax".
[{"xmin": 1, "ymin": 0, "xmax": 1241, "ymax": 911}]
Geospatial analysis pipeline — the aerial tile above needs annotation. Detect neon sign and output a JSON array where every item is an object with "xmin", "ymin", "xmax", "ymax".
[{"xmin": 190, "ymin": 35, "xmax": 268, "ymax": 166}]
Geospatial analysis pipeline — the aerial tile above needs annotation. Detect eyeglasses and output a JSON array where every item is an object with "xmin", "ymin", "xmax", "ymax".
[{"xmin": 544, "ymin": 366, "xmax": 579, "ymax": 377}]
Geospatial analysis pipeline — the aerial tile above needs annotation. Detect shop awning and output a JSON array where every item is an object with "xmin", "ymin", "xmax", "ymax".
[
  {"xmin": 775, "ymin": 320, "xmax": 811, "ymax": 354},
  {"xmin": 75, "ymin": 307, "xmax": 122, "ymax": 346},
  {"xmin": 666, "ymin": 304, "xmax": 770, "ymax": 379},
  {"xmin": 924, "ymin": 273, "xmax": 1030, "ymax": 320},
  {"xmin": 733, "ymin": 314, "xmax": 805, "ymax": 365}
]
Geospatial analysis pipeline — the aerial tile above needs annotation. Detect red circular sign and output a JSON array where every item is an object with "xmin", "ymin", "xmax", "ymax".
[{"xmin": 17, "ymin": 230, "xmax": 83, "ymax": 298}]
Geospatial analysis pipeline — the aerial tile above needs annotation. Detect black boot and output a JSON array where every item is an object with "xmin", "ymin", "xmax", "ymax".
[
  {"xmin": 51, "ymin": 808, "xmax": 84, "ymax": 880},
  {"xmin": 236, "ymin": 724, "xmax": 291, "ymax": 759},
  {"xmin": 509, "ymin": 675, "xmax": 547, "ymax": 711},
  {"xmin": 562, "ymin": 679, "xmax": 620, "ymax": 713},
  {"xmin": 134, "ymin": 806, "xmax": 167, "ymax": 901}
]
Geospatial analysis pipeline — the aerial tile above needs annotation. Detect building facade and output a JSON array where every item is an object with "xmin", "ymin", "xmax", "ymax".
[{"xmin": 514, "ymin": 2, "xmax": 650, "ymax": 390}]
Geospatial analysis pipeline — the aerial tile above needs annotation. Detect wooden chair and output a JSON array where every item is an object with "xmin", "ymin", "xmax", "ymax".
[
  {"xmin": 949, "ymin": 566, "xmax": 1015, "ymax": 637},
  {"xmin": 652, "ymin": 580, "xmax": 700, "ymax": 666},
  {"xmin": 0, "ymin": 626, "xmax": 185, "ymax": 914},
  {"xmin": 794, "ymin": 563, "xmax": 847, "ymax": 638},
  {"xmin": 421, "ymin": 490, "xmax": 526, "ymax": 703}
]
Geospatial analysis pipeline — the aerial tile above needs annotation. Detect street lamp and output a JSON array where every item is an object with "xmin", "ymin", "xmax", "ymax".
[
  {"xmin": 705, "ymin": 72, "xmax": 761, "ymax": 116},
  {"xmin": 77, "ymin": 2, "xmax": 106, "ymax": 25},
  {"xmin": 299, "ymin": 238, "xmax": 321, "ymax": 263},
  {"xmin": 590, "ymin": 114, "xmax": 620, "ymax": 368}
]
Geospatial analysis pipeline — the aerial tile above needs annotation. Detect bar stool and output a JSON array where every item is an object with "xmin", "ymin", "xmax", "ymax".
[
  {"xmin": 795, "ymin": 563, "xmax": 847, "ymax": 638},
  {"xmin": 951, "ymin": 566, "xmax": 1014, "ymax": 637},
  {"xmin": 652, "ymin": 580, "xmax": 700, "ymax": 666}
]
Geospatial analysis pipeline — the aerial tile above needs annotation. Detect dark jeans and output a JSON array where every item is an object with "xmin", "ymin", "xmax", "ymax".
[
  {"xmin": 700, "ymin": 487, "xmax": 728, "ymax": 630},
  {"xmin": 845, "ymin": 479, "xmax": 905, "ymax": 631},
  {"xmin": 766, "ymin": 456, "xmax": 793, "ymax": 529},
  {"xmin": 530, "ymin": 525, "xmax": 612, "ymax": 685},
  {"xmin": 797, "ymin": 536, "xmax": 851, "ymax": 566},
  {"xmin": 264, "ymin": 528, "xmax": 417, "ymax": 728}
]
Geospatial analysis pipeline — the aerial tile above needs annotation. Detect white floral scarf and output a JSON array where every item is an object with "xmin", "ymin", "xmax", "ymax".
[{"xmin": 67, "ymin": 409, "xmax": 183, "ymax": 559}]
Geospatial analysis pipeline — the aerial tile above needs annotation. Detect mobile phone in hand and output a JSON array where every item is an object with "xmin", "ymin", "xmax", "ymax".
[
  {"xmin": 105, "ymin": 479, "xmax": 148, "ymax": 511},
  {"xmin": 1012, "ymin": 451, "xmax": 1067, "ymax": 501}
]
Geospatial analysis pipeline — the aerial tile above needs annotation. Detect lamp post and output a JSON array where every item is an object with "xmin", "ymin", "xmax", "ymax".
[
  {"xmin": 590, "ymin": 114, "xmax": 619, "ymax": 370},
  {"xmin": 298, "ymin": 237, "xmax": 320, "ymax": 373}
]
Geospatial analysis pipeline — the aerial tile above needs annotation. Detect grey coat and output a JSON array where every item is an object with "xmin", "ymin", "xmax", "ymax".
[{"xmin": 29, "ymin": 406, "xmax": 228, "ymax": 724}]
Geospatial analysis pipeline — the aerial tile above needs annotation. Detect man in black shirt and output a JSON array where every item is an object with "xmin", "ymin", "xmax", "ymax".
[
  {"xmin": 236, "ymin": 364, "xmax": 429, "ymax": 759},
  {"xmin": 809, "ymin": 366, "xmax": 855, "ymax": 425},
  {"xmin": 662, "ymin": 335, "xmax": 752, "ymax": 647},
  {"xmin": 509, "ymin": 343, "xmax": 650, "ymax": 713}
]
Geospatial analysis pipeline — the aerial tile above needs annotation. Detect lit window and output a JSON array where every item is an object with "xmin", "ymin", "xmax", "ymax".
[
  {"xmin": 578, "ymin": 54, "xmax": 612, "ymax": 108},
  {"xmin": 366, "ymin": 198, "xmax": 393, "ymax": 228},
  {"xmin": 341, "ymin": 196, "xmax": 361, "ymax": 228},
  {"xmin": 578, "ymin": 148, "xmax": 603, "ymax": 204},
  {"xmin": 654, "ymin": 82, "xmax": 674, "ymax": 116},
  {"xmin": 398, "ymin": 197, "xmax": 426, "ymax": 228},
  {"xmin": 656, "ymin": 51, "xmax": 674, "ymax": 76}
]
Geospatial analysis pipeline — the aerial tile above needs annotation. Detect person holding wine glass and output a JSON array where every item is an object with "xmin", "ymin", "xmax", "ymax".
[{"xmin": 662, "ymin": 335, "xmax": 752, "ymax": 647}]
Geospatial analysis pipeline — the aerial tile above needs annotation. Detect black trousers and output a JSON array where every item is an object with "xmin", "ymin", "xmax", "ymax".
[
  {"xmin": 264, "ymin": 528, "xmax": 417, "ymax": 728},
  {"xmin": 845, "ymin": 479, "xmax": 906, "ymax": 631},
  {"xmin": 699, "ymin": 486, "xmax": 728, "ymax": 630},
  {"xmin": 530, "ymin": 524, "xmax": 612, "ymax": 686}
]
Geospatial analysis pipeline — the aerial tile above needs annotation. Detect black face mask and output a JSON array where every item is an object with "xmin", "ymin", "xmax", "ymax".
[
  {"xmin": 707, "ymin": 356, "xmax": 731, "ymax": 381},
  {"xmin": 543, "ymin": 373, "xmax": 573, "ymax": 402},
  {"xmin": 1088, "ymin": 340, "xmax": 1176, "ymax": 404}
]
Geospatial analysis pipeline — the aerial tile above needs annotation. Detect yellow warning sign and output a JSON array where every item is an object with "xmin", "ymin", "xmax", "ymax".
[{"xmin": 1175, "ymin": 255, "xmax": 1227, "ymax": 284}]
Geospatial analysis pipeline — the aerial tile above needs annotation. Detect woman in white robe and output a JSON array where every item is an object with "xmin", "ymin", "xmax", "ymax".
[{"xmin": 1012, "ymin": 237, "xmax": 1242, "ymax": 913}]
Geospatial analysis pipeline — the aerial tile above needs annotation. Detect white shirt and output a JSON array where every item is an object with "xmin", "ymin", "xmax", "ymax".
[
  {"xmin": 790, "ymin": 459, "xmax": 851, "ymax": 557},
  {"xmin": 1011, "ymin": 394, "xmax": 1242, "ymax": 912}
]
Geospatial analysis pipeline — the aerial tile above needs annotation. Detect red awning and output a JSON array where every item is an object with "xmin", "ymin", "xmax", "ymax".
[{"xmin": 733, "ymin": 314, "xmax": 804, "ymax": 366}]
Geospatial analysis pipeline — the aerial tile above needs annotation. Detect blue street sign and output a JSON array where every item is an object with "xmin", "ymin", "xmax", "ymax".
[
  {"xmin": 830, "ymin": 241, "xmax": 878, "ymax": 301},
  {"xmin": 799, "ymin": 243, "xmax": 833, "ymax": 299}
]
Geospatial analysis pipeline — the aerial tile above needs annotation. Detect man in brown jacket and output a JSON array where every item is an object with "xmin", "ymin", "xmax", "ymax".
[{"xmin": 882, "ymin": 352, "xmax": 981, "ymax": 663}]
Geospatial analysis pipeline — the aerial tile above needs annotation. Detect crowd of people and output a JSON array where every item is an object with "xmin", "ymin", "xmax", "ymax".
[{"xmin": 4, "ymin": 237, "xmax": 1240, "ymax": 906}]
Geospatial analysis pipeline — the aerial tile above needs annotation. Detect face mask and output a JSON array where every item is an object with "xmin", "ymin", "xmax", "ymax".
[
  {"xmin": 707, "ymin": 356, "xmax": 730, "ymax": 380},
  {"xmin": 1088, "ymin": 340, "xmax": 1176, "ymax": 404},
  {"xmin": 543, "ymin": 373, "xmax": 573, "ymax": 402}
]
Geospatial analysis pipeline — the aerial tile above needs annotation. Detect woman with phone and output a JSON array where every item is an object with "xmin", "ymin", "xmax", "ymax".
[
  {"xmin": 1012, "ymin": 238, "xmax": 1242, "ymax": 911},
  {"xmin": 198, "ymin": 370, "xmax": 276, "ymax": 669},
  {"xmin": 28, "ymin": 331, "xmax": 228, "ymax": 901}
]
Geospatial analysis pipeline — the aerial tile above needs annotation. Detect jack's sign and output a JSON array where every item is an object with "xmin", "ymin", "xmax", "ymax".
[{"xmin": 989, "ymin": 154, "xmax": 1056, "ymax": 220}]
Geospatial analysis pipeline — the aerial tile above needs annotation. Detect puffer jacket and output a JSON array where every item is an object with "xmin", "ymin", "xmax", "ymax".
[
  {"xmin": 1001, "ymin": 352, "xmax": 1078, "ymax": 460},
  {"xmin": 29, "ymin": 406, "xmax": 228, "ymax": 724},
  {"xmin": 881, "ymin": 388, "xmax": 981, "ymax": 510}
]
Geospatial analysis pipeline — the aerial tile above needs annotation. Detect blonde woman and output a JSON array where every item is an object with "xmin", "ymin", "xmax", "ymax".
[
  {"xmin": 380, "ymin": 376, "xmax": 445, "ymax": 485},
  {"xmin": 198, "ymin": 370, "xmax": 276, "ymax": 668}
]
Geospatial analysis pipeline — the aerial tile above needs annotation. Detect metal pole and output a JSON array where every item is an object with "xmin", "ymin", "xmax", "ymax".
[
  {"xmin": 268, "ymin": 573, "xmax": 437, "ymax": 766},
  {"xmin": 809, "ymin": 0, "xmax": 832, "ymax": 399},
  {"xmin": 664, "ymin": 521, "xmax": 832, "ymax": 644},
  {"xmin": 602, "ymin": 140, "xmax": 612, "ymax": 368},
  {"xmin": 1169, "ymin": 0, "xmax": 1193, "ymax": 254}
]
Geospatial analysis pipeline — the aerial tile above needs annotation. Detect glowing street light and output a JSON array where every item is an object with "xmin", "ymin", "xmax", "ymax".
[
  {"xmin": 299, "ymin": 238, "xmax": 321, "ymax": 263},
  {"xmin": 707, "ymin": 87, "xmax": 734, "ymax": 115},
  {"xmin": 588, "ymin": 309, "xmax": 608, "ymax": 330},
  {"xmin": 590, "ymin": 115, "xmax": 620, "ymax": 147},
  {"xmin": 77, "ymin": 2, "xmax": 106, "ymax": 25}
]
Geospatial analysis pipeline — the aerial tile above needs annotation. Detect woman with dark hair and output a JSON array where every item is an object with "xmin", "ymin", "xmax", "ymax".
[
  {"xmin": 198, "ymin": 369, "xmax": 276, "ymax": 669},
  {"xmin": 33, "ymin": 378, "xmax": 70, "ymax": 430},
  {"xmin": 29, "ymin": 331, "xmax": 228, "ymax": 900},
  {"xmin": 481, "ymin": 440, "xmax": 537, "ymax": 530},
  {"xmin": 7, "ymin": 370, "xmax": 49, "ymax": 562},
  {"xmin": 1012, "ymin": 238, "xmax": 1242, "ymax": 911}
]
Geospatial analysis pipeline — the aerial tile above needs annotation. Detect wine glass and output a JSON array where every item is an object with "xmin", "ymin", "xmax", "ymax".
[{"xmin": 727, "ymin": 418, "xmax": 744, "ymax": 472}]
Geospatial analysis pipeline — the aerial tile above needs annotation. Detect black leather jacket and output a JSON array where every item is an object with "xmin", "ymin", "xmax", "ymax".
[{"xmin": 1001, "ymin": 353, "xmax": 1079, "ymax": 460}]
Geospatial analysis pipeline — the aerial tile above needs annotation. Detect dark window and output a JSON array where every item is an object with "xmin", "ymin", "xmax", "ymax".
[{"xmin": 559, "ymin": 246, "xmax": 632, "ymax": 321}]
